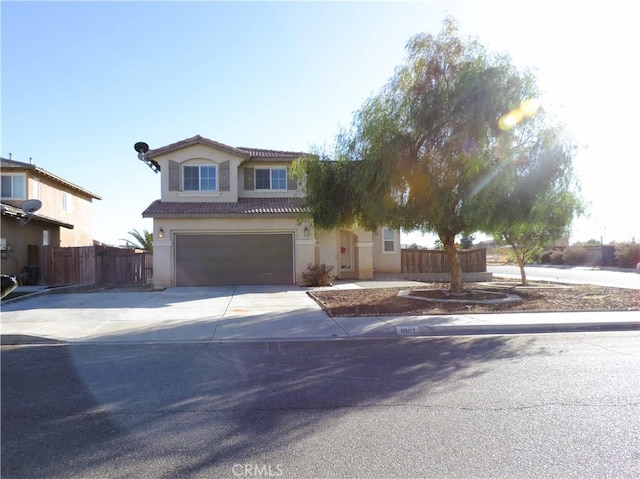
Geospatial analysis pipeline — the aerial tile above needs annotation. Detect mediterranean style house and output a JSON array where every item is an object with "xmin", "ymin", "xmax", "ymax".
[
  {"xmin": 141, "ymin": 135, "xmax": 401, "ymax": 287},
  {"xmin": 1, "ymin": 157, "xmax": 101, "ymax": 281}
]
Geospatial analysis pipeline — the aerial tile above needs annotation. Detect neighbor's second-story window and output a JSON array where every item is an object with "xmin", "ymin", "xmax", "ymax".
[
  {"xmin": 1, "ymin": 174, "xmax": 25, "ymax": 199},
  {"xmin": 62, "ymin": 191, "xmax": 70, "ymax": 212},
  {"xmin": 184, "ymin": 165, "xmax": 217, "ymax": 191},
  {"xmin": 32, "ymin": 178, "xmax": 41, "ymax": 200},
  {"xmin": 255, "ymin": 168, "xmax": 286, "ymax": 190}
]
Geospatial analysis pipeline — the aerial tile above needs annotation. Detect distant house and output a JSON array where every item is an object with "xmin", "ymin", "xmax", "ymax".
[
  {"xmin": 141, "ymin": 135, "xmax": 401, "ymax": 287},
  {"xmin": 1, "ymin": 157, "xmax": 101, "ymax": 281}
]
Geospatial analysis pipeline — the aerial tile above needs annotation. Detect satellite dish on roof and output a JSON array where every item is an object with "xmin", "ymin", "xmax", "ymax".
[
  {"xmin": 21, "ymin": 199, "xmax": 42, "ymax": 214},
  {"xmin": 133, "ymin": 141, "xmax": 159, "ymax": 174},
  {"xmin": 18, "ymin": 199, "xmax": 42, "ymax": 226},
  {"xmin": 134, "ymin": 142, "xmax": 149, "ymax": 154}
]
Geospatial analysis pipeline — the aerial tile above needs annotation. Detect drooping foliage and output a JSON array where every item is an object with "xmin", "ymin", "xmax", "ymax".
[{"xmin": 295, "ymin": 17, "xmax": 581, "ymax": 292}]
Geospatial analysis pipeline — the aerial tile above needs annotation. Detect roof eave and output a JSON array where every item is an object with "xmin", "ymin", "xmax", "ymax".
[
  {"xmin": 146, "ymin": 135, "xmax": 250, "ymax": 160},
  {"xmin": 1, "ymin": 204, "xmax": 75, "ymax": 229}
]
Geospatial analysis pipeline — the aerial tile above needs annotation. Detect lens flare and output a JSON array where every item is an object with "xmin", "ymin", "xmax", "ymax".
[
  {"xmin": 498, "ymin": 98, "xmax": 540, "ymax": 130},
  {"xmin": 520, "ymin": 98, "xmax": 540, "ymax": 116},
  {"xmin": 499, "ymin": 110, "xmax": 522, "ymax": 130}
]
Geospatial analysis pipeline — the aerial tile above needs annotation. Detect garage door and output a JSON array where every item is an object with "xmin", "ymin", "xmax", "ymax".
[{"xmin": 175, "ymin": 234, "xmax": 294, "ymax": 286}]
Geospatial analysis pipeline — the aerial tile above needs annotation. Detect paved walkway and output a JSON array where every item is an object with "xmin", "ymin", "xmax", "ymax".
[{"xmin": 1, "ymin": 282, "xmax": 638, "ymax": 344}]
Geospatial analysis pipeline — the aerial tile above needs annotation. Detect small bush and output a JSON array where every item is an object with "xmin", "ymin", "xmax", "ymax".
[
  {"xmin": 615, "ymin": 243, "xmax": 640, "ymax": 268},
  {"xmin": 541, "ymin": 249, "xmax": 564, "ymax": 265},
  {"xmin": 562, "ymin": 245, "xmax": 588, "ymax": 265},
  {"xmin": 302, "ymin": 263, "xmax": 335, "ymax": 287}
]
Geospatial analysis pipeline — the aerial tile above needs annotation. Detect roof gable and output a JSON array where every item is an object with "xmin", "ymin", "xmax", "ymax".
[
  {"xmin": 143, "ymin": 135, "xmax": 307, "ymax": 170},
  {"xmin": 146, "ymin": 135, "xmax": 250, "ymax": 160},
  {"xmin": 0, "ymin": 157, "xmax": 101, "ymax": 200}
]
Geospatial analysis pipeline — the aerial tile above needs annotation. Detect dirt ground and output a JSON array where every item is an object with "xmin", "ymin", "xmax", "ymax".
[{"xmin": 308, "ymin": 281, "xmax": 640, "ymax": 316}]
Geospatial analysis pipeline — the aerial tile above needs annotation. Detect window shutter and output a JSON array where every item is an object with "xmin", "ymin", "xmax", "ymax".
[
  {"xmin": 287, "ymin": 168, "xmax": 297, "ymax": 190},
  {"xmin": 219, "ymin": 160, "xmax": 230, "ymax": 191},
  {"xmin": 168, "ymin": 160, "xmax": 180, "ymax": 191},
  {"xmin": 244, "ymin": 167, "xmax": 254, "ymax": 190}
]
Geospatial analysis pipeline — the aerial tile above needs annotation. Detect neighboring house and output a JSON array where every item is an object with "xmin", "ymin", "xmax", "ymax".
[
  {"xmin": 1, "ymin": 157, "xmax": 101, "ymax": 282},
  {"xmin": 141, "ymin": 135, "xmax": 401, "ymax": 287}
]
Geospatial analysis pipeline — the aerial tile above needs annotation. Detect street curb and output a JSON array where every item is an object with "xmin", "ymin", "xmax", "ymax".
[
  {"xmin": 5, "ymin": 322, "xmax": 637, "ymax": 346},
  {"xmin": 396, "ymin": 322, "xmax": 640, "ymax": 337}
]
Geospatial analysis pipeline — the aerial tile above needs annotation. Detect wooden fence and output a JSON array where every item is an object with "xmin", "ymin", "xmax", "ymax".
[
  {"xmin": 38, "ymin": 245, "xmax": 153, "ymax": 287},
  {"xmin": 401, "ymin": 248, "xmax": 486, "ymax": 274}
]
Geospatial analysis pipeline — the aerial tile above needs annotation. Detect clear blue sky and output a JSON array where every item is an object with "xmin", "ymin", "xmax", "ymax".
[{"xmin": 2, "ymin": 1, "xmax": 638, "ymax": 246}]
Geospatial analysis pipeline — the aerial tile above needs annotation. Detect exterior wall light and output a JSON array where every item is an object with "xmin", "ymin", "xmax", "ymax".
[
  {"xmin": 158, "ymin": 228, "xmax": 165, "ymax": 239},
  {"xmin": 303, "ymin": 225, "xmax": 310, "ymax": 237}
]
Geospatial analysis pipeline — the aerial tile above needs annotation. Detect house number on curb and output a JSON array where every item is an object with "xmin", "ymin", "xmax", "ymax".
[{"xmin": 396, "ymin": 326, "xmax": 418, "ymax": 336}]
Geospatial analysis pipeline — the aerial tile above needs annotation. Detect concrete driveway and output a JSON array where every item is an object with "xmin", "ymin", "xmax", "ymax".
[
  {"xmin": 3, "ymin": 281, "xmax": 638, "ymax": 343},
  {"xmin": 0, "ymin": 285, "xmax": 347, "ymax": 343}
]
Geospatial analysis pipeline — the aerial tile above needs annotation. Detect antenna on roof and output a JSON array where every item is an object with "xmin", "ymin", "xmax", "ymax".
[
  {"xmin": 134, "ymin": 141, "xmax": 158, "ymax": 173},
  {"xmin": 18, "ymin": 199, "xmax": 42, "ymax": 227}
]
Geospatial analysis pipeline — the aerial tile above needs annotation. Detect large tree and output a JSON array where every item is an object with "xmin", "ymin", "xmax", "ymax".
[{"xmin": 297, "ymin": 18, "xmax": 578, "ymax": 292}]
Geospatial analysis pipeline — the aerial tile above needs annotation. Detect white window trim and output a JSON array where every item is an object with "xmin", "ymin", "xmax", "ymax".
[
  {"xmin": 32, "ymin": 178, "xmax": 41, "ymax": 200},
  {"xmin": 382, "ymin": 227, "xmax": 397, "ymax": 254},
  {"xmin": 255, "ymin": 167, "xmax": 287, "ymax": 191},
  {"xmin": 183, "ymin": 164, "xmax": 218, "ymax": 192},
  {"xmin": 62, "ymin": 191, "xmax": 71, "ymax": 212},
  {"xmin": 1, "ymin": 173, "xmax": 26, "ymax": 200}
]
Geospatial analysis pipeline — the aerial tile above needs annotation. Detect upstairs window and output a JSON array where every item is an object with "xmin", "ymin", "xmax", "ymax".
[
  {"xmin": 33, "ymin": 178, "xmax": 41, "ymax": 200},
  {"xmin": 255, "ymin": 168, "xmax": 287, "ymax": 190},
  {"xmin": 1, "ymin": 174, "xmax": 25, "ymax": 199},
  {"xmin": 62, "ymin": 191, "xmax": 71, "ymax": 212},
  {"xmin": 184, "ymin": 165, "xmax": 217, "ymax": 191}
]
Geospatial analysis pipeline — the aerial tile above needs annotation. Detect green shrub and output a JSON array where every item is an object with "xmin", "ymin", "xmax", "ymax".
[
  {"xmin": 614, "ymin": 243, "xmax": 640, "ymax": 268},
  {"xmin": 302, "ymin": 263, "xmax": 335, "ymax": 287}
]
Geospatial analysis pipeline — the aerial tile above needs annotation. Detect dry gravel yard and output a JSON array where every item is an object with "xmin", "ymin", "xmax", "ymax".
[{"xmin": 309, "ymin": 281, "xmax": 640, "ymax": 316}]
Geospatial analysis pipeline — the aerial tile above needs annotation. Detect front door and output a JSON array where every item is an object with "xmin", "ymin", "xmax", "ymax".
[{"xmin": 339, "ymin": 230, "xmax": 356, "ymax": 278}]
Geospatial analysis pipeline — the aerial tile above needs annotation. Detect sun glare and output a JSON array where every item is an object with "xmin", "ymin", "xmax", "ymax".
[{"xmin": 498, "ymin": 98, "xmax": 539, "ymax": 130}]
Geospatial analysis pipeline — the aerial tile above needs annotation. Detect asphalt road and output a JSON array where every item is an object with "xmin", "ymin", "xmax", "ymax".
[
  {"xmin": 2, "ymin": 333, "xmax": 639, "ymax": 478},
  {"xmin": 489, "ymin": 265, "xmax": 640, "ymax": 289}
]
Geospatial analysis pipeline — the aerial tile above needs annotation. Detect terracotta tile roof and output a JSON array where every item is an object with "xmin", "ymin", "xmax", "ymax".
[
  {"xmin": 144, "ymin": 135, "xmax": 307, "ymax": 167},
  {"xmin": 142, "ymin": 197, "xmax": 307, "ymax": 218},
  {"xmin": 237, "ymin": 147, "xmax": 306, "ymax": 161}
]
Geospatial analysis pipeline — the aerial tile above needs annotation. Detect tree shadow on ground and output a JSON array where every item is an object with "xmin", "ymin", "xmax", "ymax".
[{"xmin": 1, "ymin": 336, "xmax": 549, "ymax": 477}]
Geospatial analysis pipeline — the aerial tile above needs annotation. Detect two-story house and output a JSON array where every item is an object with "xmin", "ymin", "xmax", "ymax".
[
  {"xmin": 141, "ymin": 135, "xmax": 401, "ymax": 287},
  {"xmin": 1, "ymin": 157, "xmax": 101, "ymax": 281}
]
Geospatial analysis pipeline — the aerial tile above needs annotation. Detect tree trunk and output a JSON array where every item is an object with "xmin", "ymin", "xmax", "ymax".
[
  {"xmin": 510, "ymin": 243, "xmax": 528, "ymax": 285},
  {"xmin": 441, "ymin": 233, "xmax": 464, "ymax": 293}
]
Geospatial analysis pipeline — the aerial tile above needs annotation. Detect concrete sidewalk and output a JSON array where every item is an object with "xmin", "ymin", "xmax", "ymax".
[{"xmin": 1, "ymin": 283, "xmax": 638, "ymax": 344}]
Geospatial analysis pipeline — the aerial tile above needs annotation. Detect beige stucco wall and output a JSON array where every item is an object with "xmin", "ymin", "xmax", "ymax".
[
  {"xmin": 2, "ymin": 171, "xmax": 96, "ymax": 247},
  {"xmin": 316, "ymin": 230, "xmax": 339, "ymax": 275},
  {"xmin": 153, "ymin": 144, "xmax": 244, "ymax": 203},
  {"xmin": 313, "ymin": 227, "xmax": 401, "ymax": 280},
  {"xmin": 372, "ymin": 227, "xmax": 402, "ymax": 274},
  {"xmin": 34, "ymin": 176, "xmax": 95, "ymax": 247}
]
